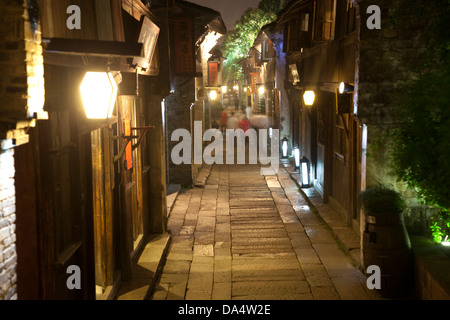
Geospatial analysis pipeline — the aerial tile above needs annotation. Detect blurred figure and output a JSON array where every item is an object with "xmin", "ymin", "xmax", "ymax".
[
  {"xmin": 249, "ymin": 114, "xmax": 271, "ymax": 129},
  {"xmin": 219, "ymin": 107, "xmax": 228, "ymax": 132},
  {"xmin": 227, "ymin": 111, "xmax": 239, "ymax": 129},
  {"xmin": 239, "ymin": 116, "xmax": 251, "ymax": 132},
  {"xmin": 245, "ymin": 105, "xmax": 252, "ymax": 119}
]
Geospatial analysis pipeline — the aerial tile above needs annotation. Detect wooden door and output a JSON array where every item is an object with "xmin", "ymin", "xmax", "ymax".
[
  {"xmin": 331, "ymin": 110, "xmax": 352, "ymax": 224},
  {"xmin": 119, "ymin": 97, "xmax": 144, "ymax": 277},
  {"xmin": 38, "ymin": 111, "xmax": 92, "ymax": 299}
]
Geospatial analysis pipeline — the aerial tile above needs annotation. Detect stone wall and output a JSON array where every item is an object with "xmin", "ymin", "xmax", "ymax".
[
  {"xmin": 0, "ymin": 148, "xmax": 17, "ymax": 300},
  {"xmin": 357, "ymin": 0, "xmax": 430, "ymax": 233},
  {"xmin": 166, "ymin": 77, "xmax": 196, "ymax": 187}
]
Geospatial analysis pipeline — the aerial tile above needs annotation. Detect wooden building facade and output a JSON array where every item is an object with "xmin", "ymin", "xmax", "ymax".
[
  {"xmin": 13, "ymin": 0, "xmax": 169, "ymax": 300},
  {"xmin": 272, "ymin": 0, "xmax": 364, "ymax": 234},
  {"xmin": 163, "ymin": 0, "xmax": 227, "ymax": 187}
]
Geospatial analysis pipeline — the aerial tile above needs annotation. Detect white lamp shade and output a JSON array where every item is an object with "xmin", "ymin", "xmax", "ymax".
[
  {"xmin": 282, "ymin": 140, "xmax": 288, "ymax": 157},
  {"xmin": 210, "ymin": 90, "xmax": 217, "ymax": 100},
  {"xmin": 294, "ymin": 147, "xmax": 300, "ymax": 168},
  {"xmin": 80, "ymin": 72, "xmax": 118, "ymax": 119},
  {"xmin": 301, "ymin": 162, "xmax": 309, "ymax": 185}
]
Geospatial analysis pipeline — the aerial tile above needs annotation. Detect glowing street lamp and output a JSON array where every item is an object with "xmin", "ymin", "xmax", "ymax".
[
  {"xmin": 293, "ymin": 145, "xmax": 300, "ymax": 169},
  {"xmin": 300, "ymin": 156, "xmax": 311, "ymax": 188},
  {"xmin": 209, "ymin": 90, "xmax": 217, "ymax": 100},
  {"xmin": 221, "ymin": 85, "xmax": 227, "ymax": 93},
  {"xmin": 303, "ymin": 90, "xmax": 315, "ymax": 106},
  {"xmin": 258, "ymin": 86, "xmax": 265, "ymax": 95},
  {"xmin": 80, "ymin": 72, "xmax": 118, "ymax": 119},
  {"xmin": 339, "ymin": 82, "xmax": 354, "ymax": 94},
  {"xmin": 282, "ymin": 137, "xmax": 289, "ymax": 159}
]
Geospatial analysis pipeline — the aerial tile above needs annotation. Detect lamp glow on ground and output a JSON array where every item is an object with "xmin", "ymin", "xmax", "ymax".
[
  {"xmin": 80, "ymin": 72, "xmax": 118, "ymax": 119},
  {"xmin": 303, "ymin": 90, "xmax": 315, "ymax": 106}
]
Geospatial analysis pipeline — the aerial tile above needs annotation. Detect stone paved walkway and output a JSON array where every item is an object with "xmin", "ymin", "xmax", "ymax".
[{"xmin": 151, "ymin": 163, "xmax": 382, "ymax": 300}]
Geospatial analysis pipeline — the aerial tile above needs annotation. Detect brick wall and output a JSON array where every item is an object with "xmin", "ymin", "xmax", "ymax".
[
  {"xmin": 0, "ymin": 0, "xmax": 45, "ymax": 139},
  {"xmin": 0, "ymin": 148, "xmax": 17, "ymax": 300},
  {"xmin": 0, "ymin": 0, "xmax": 43, "ymax": 300}
]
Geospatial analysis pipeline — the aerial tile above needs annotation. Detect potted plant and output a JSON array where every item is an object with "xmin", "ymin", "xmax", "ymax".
[
  {"xmin": 359, "ymin": 185, "xmax": 413, "ymax": 298},
  {"xmin": 359, "ymin": 185, "xmax": 406, "ymax": 216}
]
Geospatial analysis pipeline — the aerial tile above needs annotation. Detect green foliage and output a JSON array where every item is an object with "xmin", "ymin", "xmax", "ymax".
[
  {"xmin": 387, "ymin": 0, "xmax": 450, "ymax": 242},
  {"xmin": 359, "ymin": 185, "xmax": 406, "ymax": 216},
  {"xmin": 258, "ymin": 0, "xmax": 290, "ymax": 14},
  {"xmin": 389, "ymin": 68, "xmax": 450, "ymax": 210},
  {"xmin": 222, "ymin": 8, "xmax": 276, "ymax": 83}
]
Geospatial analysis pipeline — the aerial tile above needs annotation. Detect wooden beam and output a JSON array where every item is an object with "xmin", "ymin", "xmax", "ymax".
[{"xmin": 45, "ymin": 38, "xmax": 143, "ymax": 58}]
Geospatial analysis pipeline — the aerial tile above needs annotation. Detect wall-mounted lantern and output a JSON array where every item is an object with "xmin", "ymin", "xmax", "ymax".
[
  {"xmin": 293, "ymin": 144, "xmax": 300, "ymax": 169},
  {"xmin": 282, "ymin": 137, "xmax": 289, "ymax": 159},
  {"xmin": 303, "ymin": 90, "xmax": 315, "ymax": 106},
  {"xmin": 221, "ymin": 85, "xmax": 227, "ymax": 93},
  {"xmin": 209, "ymin": 90, "xmax": 218, "ymax": 100},
  {"xmin": 80, "ymin": 72, "xmax": 118, "ymax": 119},
  {"xmin": 300, "ymin": 156, "xmax": 311, "ymax": 188},
  {"xmin": 339, "ymin": 82, "xmax": 354, "ymax": 94},
  {"xmin": 258, "ymin": 85, "xmax": 265, "ymax": 95}
]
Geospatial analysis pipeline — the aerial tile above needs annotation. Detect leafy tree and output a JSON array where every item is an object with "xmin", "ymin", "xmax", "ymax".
[
  {"xmin": 388, "ymin": 0, "xmax": 450, "ymax": 242},
  {"xmin": 258, "ymin": 0, "xmax": 290, "ymax": 14},
  {"xmin": 222, "ymin": 8, "xmax": 276, "ymax": 83}
]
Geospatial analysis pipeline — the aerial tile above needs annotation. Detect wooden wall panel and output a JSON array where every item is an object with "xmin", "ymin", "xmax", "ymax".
[{"xmin": 41, "ymin": 0, "xmax": 125, "ymax": 41}]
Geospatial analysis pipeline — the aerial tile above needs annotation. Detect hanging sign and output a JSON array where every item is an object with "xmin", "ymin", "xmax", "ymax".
[
  {"xmin": 208, "ymin": 62, "xmax": 219, "ymax": 87},
  {"xmin": 172, "ymin": 16, "xmax": 195, "ymax": 75},
  {"xmin": 125, "ymin": 120, "xmax": 133, "ymax": 170},
  {"xmin": 251, "ymin": 73, "xmax": 259, "ymax": 93}
]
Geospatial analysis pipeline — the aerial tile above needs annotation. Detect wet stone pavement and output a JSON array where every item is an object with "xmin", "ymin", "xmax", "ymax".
[{"xmin": 151, "ymin": 163, "xmax": 382, "ymax": 300}]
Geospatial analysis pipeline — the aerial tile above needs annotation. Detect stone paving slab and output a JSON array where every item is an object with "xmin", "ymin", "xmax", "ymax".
[
  {"xmin": 149, "ymin": 162, "xmax": 382, "ymax": 301},
  {"xmin": 232, "ymin": 280, "xmax": 310, "ymax": 296}
]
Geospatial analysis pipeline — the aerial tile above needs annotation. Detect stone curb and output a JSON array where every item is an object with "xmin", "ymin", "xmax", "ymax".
[
  {"xmin": 194, "ymin": 164, "xmax": 213, "ymax": 188},
  {"xmin": 115, "ymin": 233, "xmax": 172, "ymax": 300}
]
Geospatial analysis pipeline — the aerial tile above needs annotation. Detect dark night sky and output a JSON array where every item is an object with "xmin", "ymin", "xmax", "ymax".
[{"xmin": 186, "ymin": 0, "xmax": 261, "ymax": 31}]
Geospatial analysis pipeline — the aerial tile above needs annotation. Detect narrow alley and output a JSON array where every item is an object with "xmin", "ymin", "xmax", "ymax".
[
  {"xmin": 151, "ymin": 161, "xmax": 381, "ymax": 300},
  {"xmin": 2, "ymin": 0, "xmax": 448, "ymax": 303}
]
